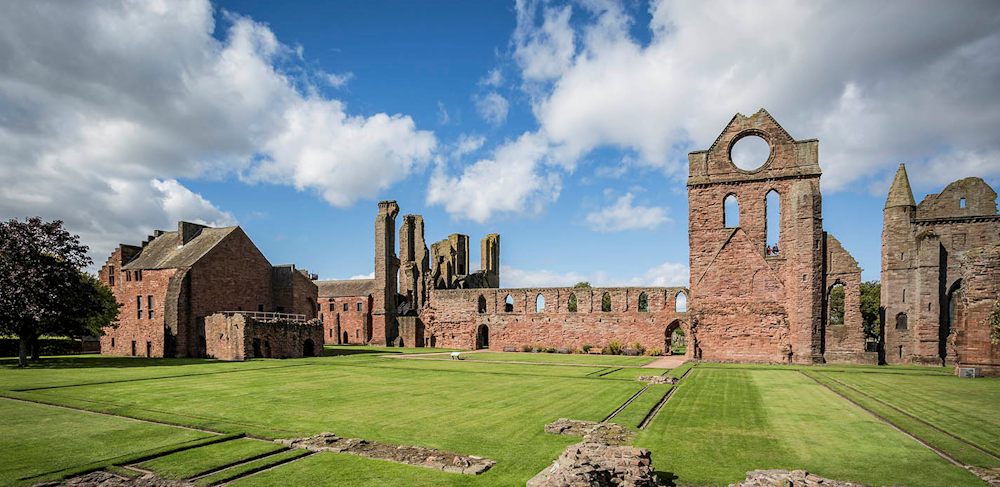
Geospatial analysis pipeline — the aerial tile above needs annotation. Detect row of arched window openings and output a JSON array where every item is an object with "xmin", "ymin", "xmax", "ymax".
[
  {"xmin": 478, "ymin": 292, "xmax": 688, "ymax": 314},
  {"xmin": 723, "ymin": 190, "xmax": 781, "ymax": 250}
]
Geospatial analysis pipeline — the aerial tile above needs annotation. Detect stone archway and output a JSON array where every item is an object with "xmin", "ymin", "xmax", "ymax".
[
  {"xmin": 665, "ymin": 320, "xmax": 685, "ymax": 355},
  {"xmin": 303, "ymin": 339, "xmax": 315, "ymax": 357},
  {"xmin": 476, "ymin": 324, "xmax": 490, "ymax": 350}
]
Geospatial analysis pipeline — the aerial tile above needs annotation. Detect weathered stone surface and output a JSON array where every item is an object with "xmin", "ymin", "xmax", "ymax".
[
  {"xmin": 729, "ymin": 469, "xmax": 876, "ymax": 487},
  {"xmin": 33, "ymin": 471, "xmax": 193, "ymax": 487},
  {"xmin": 204, "ymin": 313, "xmax": 323, "ymax": 361},
  {"xmin": 278, "ymin": 432, "xmax": 495, "ymax": 475},
  {"xmin": 526, "ymin": 441, "xmax": 662, "ymax": 487}
]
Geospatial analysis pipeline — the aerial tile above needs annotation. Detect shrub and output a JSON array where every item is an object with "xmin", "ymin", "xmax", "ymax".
[
  {"xmin": 582, "ymin": 344, "xmax": 592, "ymax": 353},
  {"xmin": 631, "ymin": 341, "xmax": 646, "ymax": 355},
  {"xmin": 646, "ymin": 347, "xmax": 663, "ymax": 356},
  {"xmin": 544, "ymin": 347, "xmax": 556, "ymax": 353},
  {"xmin": 606, "ymin": 340, "xmax": 623, "ymax": 355},
  {"xmin": 521, "ymin": 344, "xmax": 532, "ymax": 352}
]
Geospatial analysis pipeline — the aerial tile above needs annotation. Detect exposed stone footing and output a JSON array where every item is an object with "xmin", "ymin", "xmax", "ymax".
[
  {"xmin": 729, "ymin": 469, "xmax": 875, "ymax": 487},
  {"xmin": 277, "ymin": 432, "xmax": 495, "ymax": 475}
]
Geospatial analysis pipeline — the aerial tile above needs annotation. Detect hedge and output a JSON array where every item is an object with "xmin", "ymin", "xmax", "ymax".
[{"xmin": 0, "ymin": 337, "xmax": 84, "ymax": 357}]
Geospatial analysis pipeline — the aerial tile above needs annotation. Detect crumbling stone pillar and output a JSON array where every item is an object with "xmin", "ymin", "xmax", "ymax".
[{"xmin": 372, "ymin": 200, "xmax": 399, "ymax": 346}]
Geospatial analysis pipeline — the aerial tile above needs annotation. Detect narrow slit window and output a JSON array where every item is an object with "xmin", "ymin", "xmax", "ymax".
[
  {"xmin": 960, "ymin": 198, "xmax": 966, "ymax": 208},
  {"xmin": 724, "ymin": 195, "xmax": 740, "ymax": 227},
  {"xmin": 137, "ymin": 296, "xmax": 143, "ymax": 319}
]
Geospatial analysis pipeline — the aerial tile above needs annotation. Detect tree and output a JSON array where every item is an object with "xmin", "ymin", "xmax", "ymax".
[
  {"xmin": 573, "ymin": 282, "xmax": 591, "ymax": 288},
  {"xmin": 0, "ymin": 217, "xmax": 103, "ymax": 367},
  {"xmin": 859, "ymin": 281, "xmax": 881, "ymax": 340}
]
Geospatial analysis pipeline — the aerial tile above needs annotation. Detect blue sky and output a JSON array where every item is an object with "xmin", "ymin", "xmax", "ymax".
[{"xmin": 1, "ymin": 0, "xmax": 998, "ymax": 285}]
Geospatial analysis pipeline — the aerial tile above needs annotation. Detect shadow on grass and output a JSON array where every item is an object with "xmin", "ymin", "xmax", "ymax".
[
  {"xmin": 654, "ymin": 469, "xmax": 679, "ymax": 486},
  {"xmin": 0, "ymin": 355, "xmax": 221, "ymax": 370}
]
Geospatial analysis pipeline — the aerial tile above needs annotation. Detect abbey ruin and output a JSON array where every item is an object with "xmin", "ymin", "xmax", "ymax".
[{"xmin": 97, "ymin": 109, "xmax": 1000, "ymax": 376}]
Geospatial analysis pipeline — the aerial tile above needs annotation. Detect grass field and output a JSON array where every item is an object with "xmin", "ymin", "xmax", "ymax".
[{"xmin": 1, "ymin": 352, "xmax": 996, "ymax": 487}]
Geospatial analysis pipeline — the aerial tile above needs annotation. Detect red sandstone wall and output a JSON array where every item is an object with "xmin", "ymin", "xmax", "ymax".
[
  {"xmin": 956, "ymin": 245, "xmax": 1000, "ymax": 376},
  {"xmin": 318, "ymin": 295, "xmax": 372, "ymax": 344},
  {"xmin": 100, "ymin": 267, "xmax": 175, "ymax": 357},
  {"xmin": 425, "ymin": 287, "xmax": 689, "ymax": 353}
]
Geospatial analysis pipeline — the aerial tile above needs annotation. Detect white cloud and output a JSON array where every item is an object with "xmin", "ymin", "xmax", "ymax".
[
  {"xmin": 585, "ymin": 192, "xmax": 670, "ymax": 232},
  {"xmin": 0, "ymin": 0, "xmax": 435, "ymax": 264},
  {"xmin": 323, "ymin": 72, "xmax": 354, "ymax": 89},
  {"xmin": 437, "ymin": 101, "xmax": 450, "ymax": 125},
  {"xmin": 479, "ymin": 68, "xmax": 503, "ymax": 87},
  {"xmin": 426, "ymin": 132, "xmax": 560, "ymax": 223},
  {"xmin": 474, "ymin": 91, "xmax": 510, "ymax": 126},
  {"xmin": 451, "ymin": 133, "xmax": 486, "ymax": 159},
  {"xmin": 501, "ymin": 260, "xmax": 688, "ymax": 288},
  {"xmin": 509, "ymin": 0, "xmax": 1000, "ymax": 190},
  {"xmin": 350, "ymin": 272, "xmax": 375, "ymax": 280}
]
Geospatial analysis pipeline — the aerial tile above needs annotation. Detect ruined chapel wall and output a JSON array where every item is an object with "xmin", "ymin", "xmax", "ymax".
[
  {"xmin": 956, "ymin": 244, "xmax": 1000, "ymax": 376},
  {"xmin": 823, "ymin": 234, "xmax": 873, "ymax": 364},
  {"xmin": 426, "ymin": 287, "xmax": 689, "ymax": 352},
  {"xmin": 318, "ymin": 295, "xmax": 371, "ymax": 344}
]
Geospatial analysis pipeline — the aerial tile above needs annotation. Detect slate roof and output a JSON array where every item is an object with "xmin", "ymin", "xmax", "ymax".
[
  {"xmin": 122, "ymin": 226, "xmax": 238, "ymax": 270},
  {"xmin": 315, "ymin": 279, "xmax": 376, "ymax": 298}
]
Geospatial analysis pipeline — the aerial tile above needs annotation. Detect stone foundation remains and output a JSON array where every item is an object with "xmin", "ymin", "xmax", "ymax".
[
  {"xmin": 277, "ymin": 432, "xmax": 495, "ymax": 475},
  {"xmin": 527, "ymin": 442, "xmax": 662, "ymax": 487}
]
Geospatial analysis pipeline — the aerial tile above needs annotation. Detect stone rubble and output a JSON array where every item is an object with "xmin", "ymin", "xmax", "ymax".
[
  {"xmin": 543, "ymin": 419, "xmax": 635, "ymax": 445},
  {"xmin": 526, "ymin": 442, "xmax": 663, "ymax": 487},
  {"xmin": 32, "ymin": 471, "xmax": 193, "ymax": 487},
  {"xmin": 636, "ymin": 376, "xmax": 678, "ymax": 385},
  {"xmin": 729, "ymin": 469, "xmax": 878, "ymax": 487},
  {"xmin": 277, "ymin": 432, "xmax": 495, "ymax": 475}
]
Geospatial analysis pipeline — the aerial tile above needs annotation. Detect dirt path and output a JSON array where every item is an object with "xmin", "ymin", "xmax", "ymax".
[{"xmin": 641, "ymin": 355, "xmax": 688, "ymax": 369}]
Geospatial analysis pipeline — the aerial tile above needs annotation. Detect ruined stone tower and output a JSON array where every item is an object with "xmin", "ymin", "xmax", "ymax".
[
  {"xmin": 481, "ymin": 234, "xmax": 500, "ymax": 288},
  {"xmin": 881, "ymin": 163, "xmax": 1000, "ymax": 368},
  {"xmin": 399, "ymin": 214, "xmax": 430, "ymax": 309},
  {"xmin": 687, "ymin": 109, "xmax": 826, "ymax": 364},
  {"xmin": 372, "ymin": 200, "xmax": 399, "ymax": 345}
]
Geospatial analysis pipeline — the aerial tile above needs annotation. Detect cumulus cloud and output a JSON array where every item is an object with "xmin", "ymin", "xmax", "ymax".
[
  {"xmin": 509, "ymin": 0, "xmax": 1000, "ymax": 190},
  {"xmin": 479, "ymin": 68, "xmax": 503, "ymax": 87},
  {"xmin": 585, "ymin": 192, "xmax": 670, "ymax": 232},
  {"xmin": 0, "ymin": 0, "xmax": 435, "ymax": 263},
  {"xmin": 501, "ymin": 261, "xmax": 688, "ymax": 288},
  {"xmin": 426, "ymin": 132, "xmax": 560, "ymax": 222},
  {"xmin": 474, "ymin": 91, "xmax": 510, "ymax": 126},
  {"xmin": 350, "ymin": 272, "xmax": 375, "ymax": 280},
  {"xmin": 451, "ymin": 134, "xmax": 486, "ymax": 159},
  {"xmin": 323, "ymin": 72, "xmax": 354, "ymax": 89}
]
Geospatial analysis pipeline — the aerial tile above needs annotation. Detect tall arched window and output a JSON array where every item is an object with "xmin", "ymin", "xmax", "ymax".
[
  {"xmin": 535, "ymin": 294, "xmax": 545, "ymax": 313},
  {"xmin": 724, "ymin": 194, "xmax": 740, "ymax": 227},
  {"xmin": 828, "ymin": 283, "xmax": 845, "ymax": 326},
  {"xmin": 504, "ymin": 294, "xmax": 514, "ymax": 313},
  {"xmin": 568, "ymin": 293, "xmax": 578, "ymax": 313},
  {"xmin": 478, "ymin": 295, "xmax": 487, "ymax": 313},
  {"xmin": 675, "ymin": 292, "xmax": 687, "ymax": 312},
  {"xmin": 601, "ymin": 292, "xmax": 611, "ymax": 312},
  {"xmin": 895, "ymin": 312, "xmax": 907, "ymax": 330},
  {"xmin": 766, "ymin": 190, "xmax": 780, "ymax": 252},
  {"xmin": 638, "ymin": 292, "xmax": 649, "ymax": 312}
]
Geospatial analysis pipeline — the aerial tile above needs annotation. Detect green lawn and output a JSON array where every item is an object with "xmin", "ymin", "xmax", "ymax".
[
  {"xmin": 323, "ymin": 345, "xmax": 463, "ymax": 356},
  {"xmin": 634, "ymin": 369, "xmax": 981, "ymax": 487},
  {"xmin": 0, "ymin": 398, "xmax": 212, "ymax": 486},
  {"xmin": 816, "ymin": 371, "xmax": 1000, "ymax": 456},
  {"xmin": 461, "ymin": 351, "xmax": 655, "ymax": 365},
  {"xmin": 610, "ymin": 384, "xmax": 672, "ymax": 429},
  {"xmin": 1, "ymin": 354, "xmax": 994, "ymax": 487},
  {"xmin": 194, "ymin": 449, "xmax": 311, "ymax": 487},
  {"xmin": 139, "ymin": 438, "xmax": 285, "ymax": 479}
]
